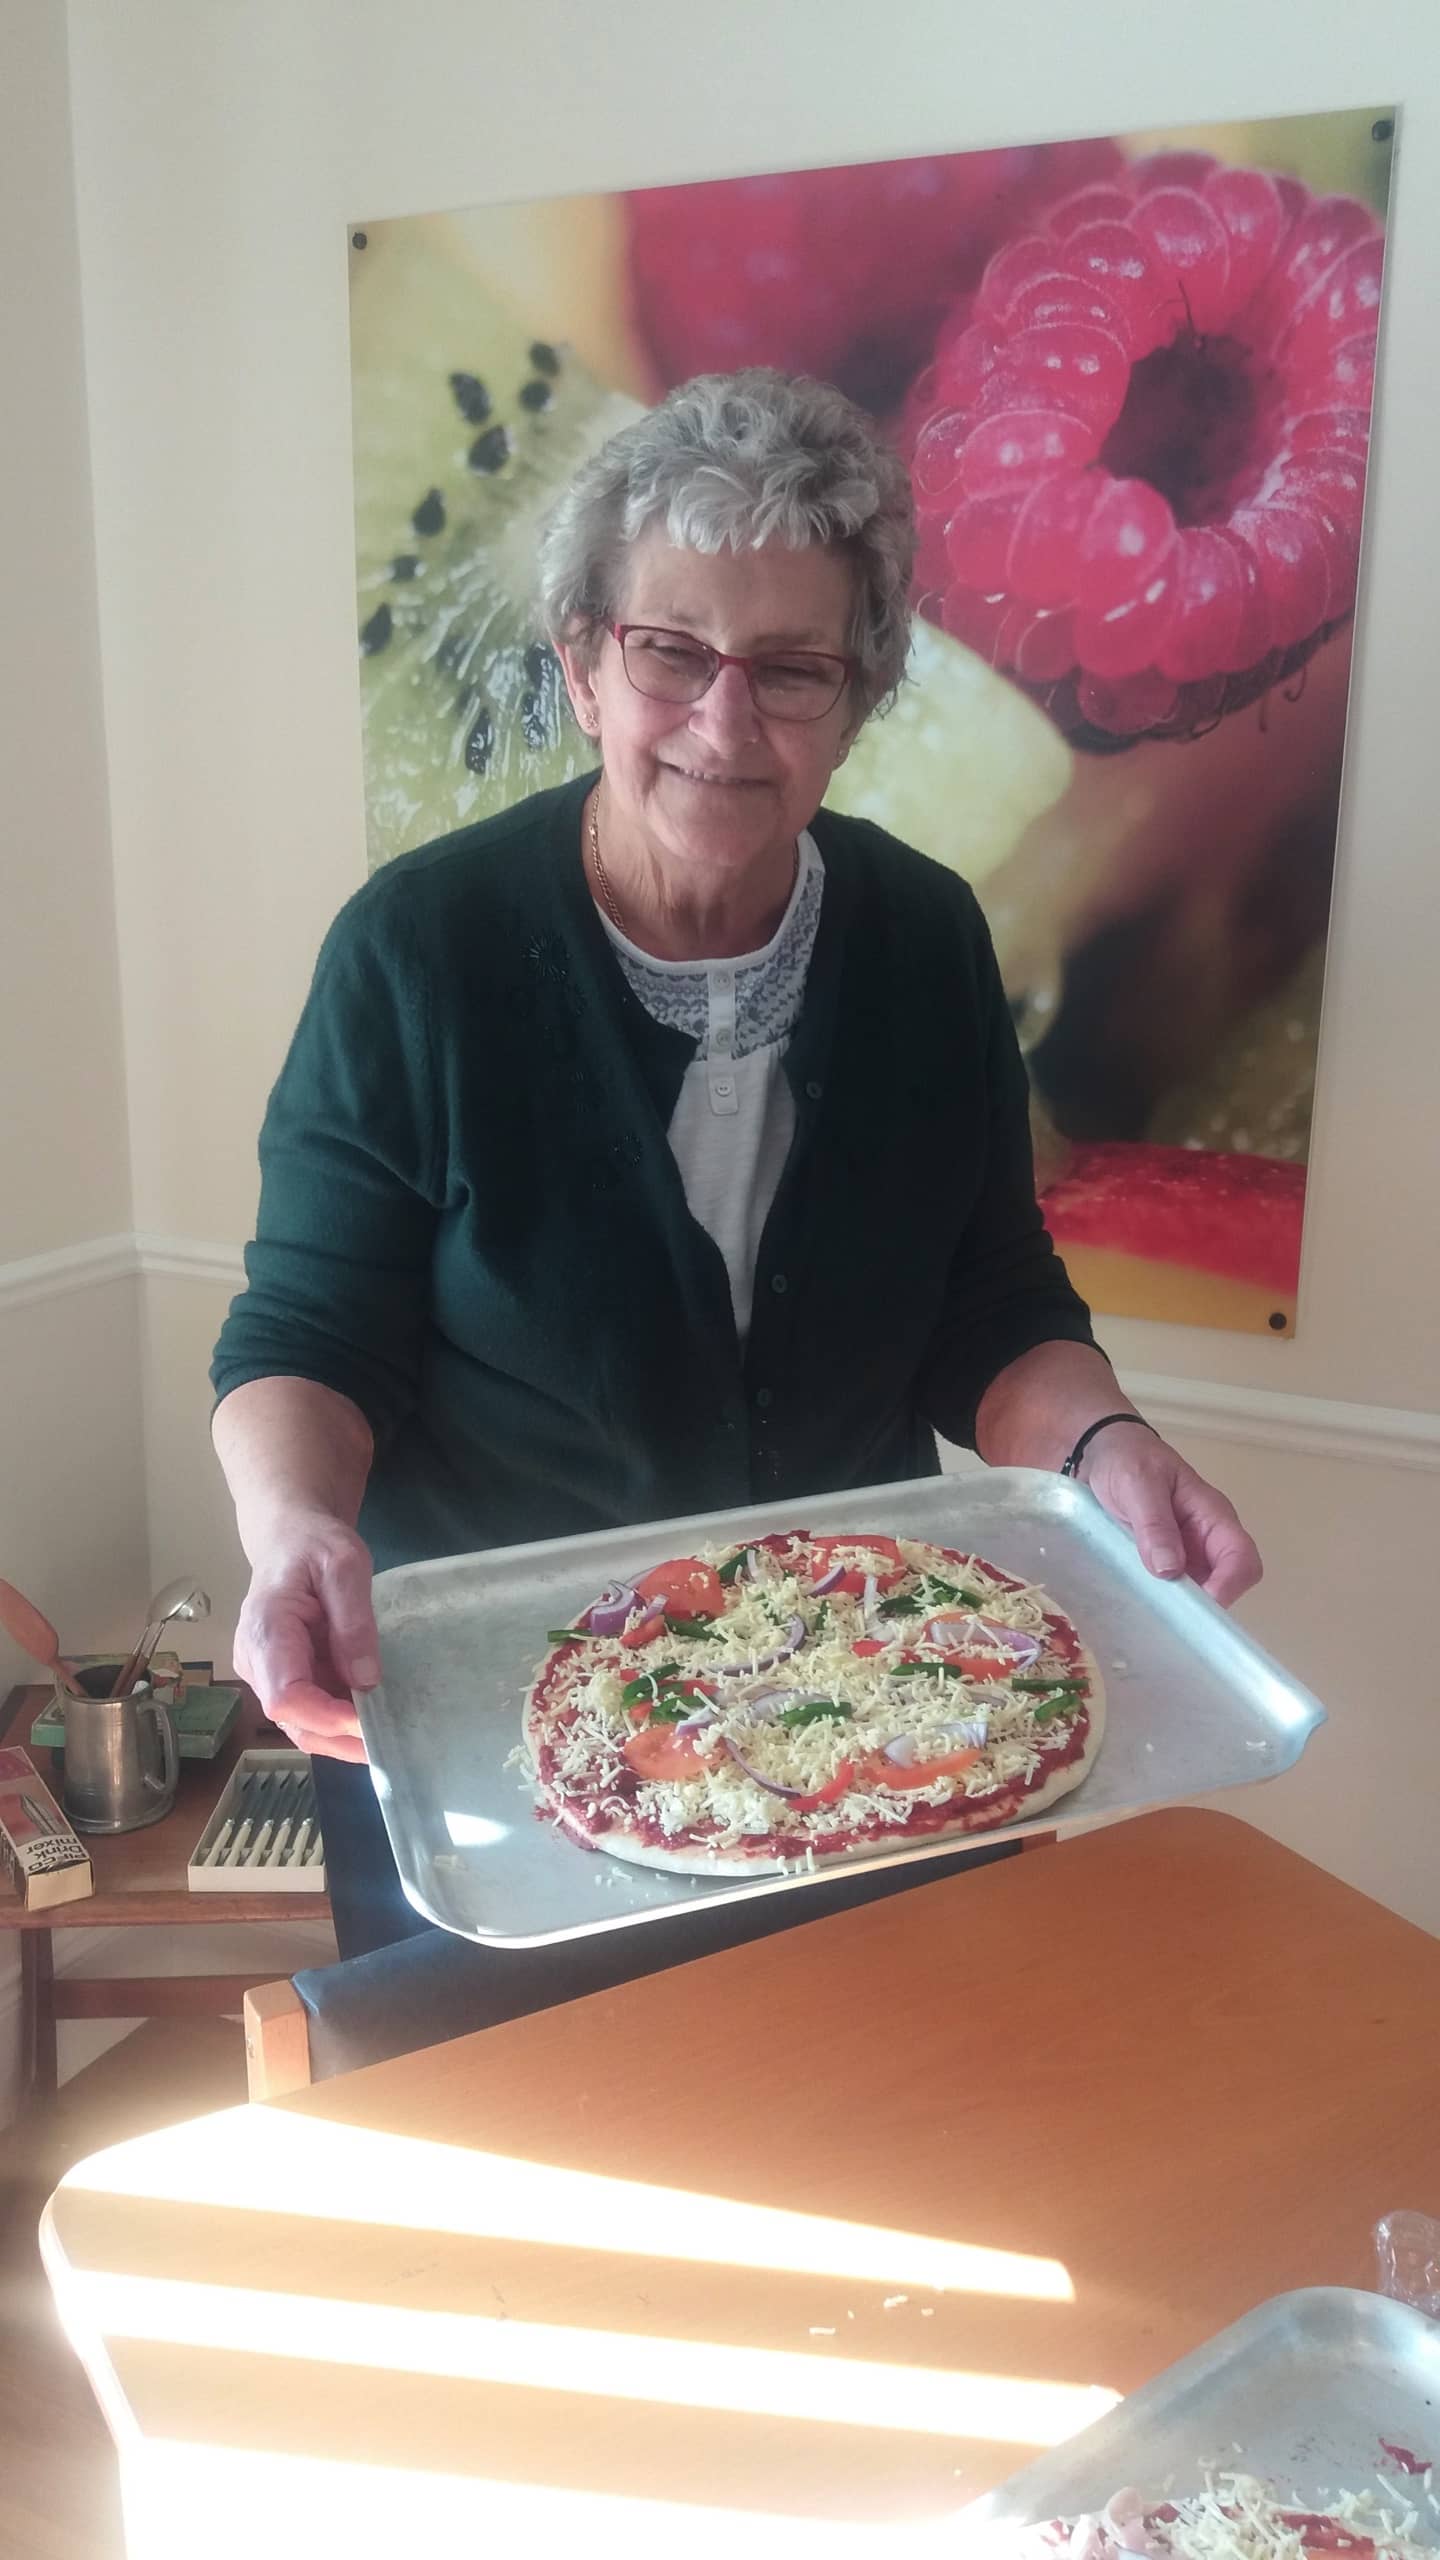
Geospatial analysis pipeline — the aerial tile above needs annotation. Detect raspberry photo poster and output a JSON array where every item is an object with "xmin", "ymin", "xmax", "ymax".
[{"xmin": 348, "ymin": 106, "xmax": 1394, "ymax": 1336}]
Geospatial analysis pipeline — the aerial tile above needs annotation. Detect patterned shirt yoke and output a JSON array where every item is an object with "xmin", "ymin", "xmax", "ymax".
[{"xmin": 601, "ymin": 834, "xmax": 824, "ymax": 1056}]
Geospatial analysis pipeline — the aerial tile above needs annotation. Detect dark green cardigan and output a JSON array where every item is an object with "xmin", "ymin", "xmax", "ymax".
[{"xmin": 211, "ymin": 776, "xmax": 1095, "ymax": 1572}]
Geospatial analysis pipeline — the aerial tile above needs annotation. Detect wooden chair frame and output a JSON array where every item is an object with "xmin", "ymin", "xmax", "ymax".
[{"xmin": 243, "ymin": 1979, "xmax": 314, "ymax": 2098}]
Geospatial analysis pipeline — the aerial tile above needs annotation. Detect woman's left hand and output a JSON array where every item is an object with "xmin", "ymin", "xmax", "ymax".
[{"xmin": 1082, "ymin": 1421, "xmax": 1262, "ymax": 1607}]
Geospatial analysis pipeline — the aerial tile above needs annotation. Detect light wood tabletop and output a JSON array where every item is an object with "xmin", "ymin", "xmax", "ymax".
[{"xmin": 40, "ymin": 1808, "xmax": 1440, "ymax": 2558}]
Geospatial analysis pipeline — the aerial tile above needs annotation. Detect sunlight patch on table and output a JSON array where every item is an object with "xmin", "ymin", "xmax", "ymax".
[
  {"xmin": 120, "ymin": 2434, "xmax": 963, "ymax": 2559},
  {"xmin": 79, "ymin": 2267, "xmax": 1118, "ymax": 2445},
  {"xmin": 68, "ymin": 2106, "xmax": 1074, "ymax": 2302}
]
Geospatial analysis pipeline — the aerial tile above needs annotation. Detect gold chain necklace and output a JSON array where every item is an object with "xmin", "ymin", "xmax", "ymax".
[
  {"xmin": 586, "ymin": 789, "xmax": 625, "ymax": 933},
  {"xmin": 588, "ymin": 783, "xmax": 801, "ymax": 940}
]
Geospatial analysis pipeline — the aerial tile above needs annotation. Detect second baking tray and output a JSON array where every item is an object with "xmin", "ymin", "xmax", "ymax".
[
  {"xmin": 356, "ymin": 1466, "xmax": 1325, "ymax": 1946},
  {"xmin": 959, "ymin": 2288, "xmax": 1440, "ymax": 2542}
]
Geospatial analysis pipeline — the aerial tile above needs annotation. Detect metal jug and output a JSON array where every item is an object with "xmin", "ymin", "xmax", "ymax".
[{"xmin": 59, "ymin": 1664, "xmax": 179, "ymax": 1833}]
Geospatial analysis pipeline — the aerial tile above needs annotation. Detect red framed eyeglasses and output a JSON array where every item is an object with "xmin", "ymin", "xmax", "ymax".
[{"xmin": 607, "ymin": 622, "xmax": 854, "ymax": 721}]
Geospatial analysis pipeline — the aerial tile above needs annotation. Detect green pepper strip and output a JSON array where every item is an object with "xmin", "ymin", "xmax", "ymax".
[
  {"xmin": 620, "ymin": 1660, "xmax": 680, "ymax": 1704},
  {"xmin": 926, "ymin": 1577, "xmax": 987, "ymax": 1608},
  {"xmin": 643, "ymin": 1696, "xmax": 694, "ymax": 1724},
  {"xmin": 1031, "ymin": 1698, "xmax": 1082, "ymax": 1727}
]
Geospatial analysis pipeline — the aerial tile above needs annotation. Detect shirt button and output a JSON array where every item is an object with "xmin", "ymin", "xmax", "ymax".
[
  {"xmin": 770, "ymin": 1272, "xmax": 789, "ymax": 1295},
  {"xmin": 714, "ymin": 969, "xmax": 734, "ymax": 992},
  {"xmin": 713, "ymin": 1076, "xmax": 734, "ymax": 1097},
  {"xmin": 805, "ymin": 1079, "xmax": 823, "ymax": 1101},
  {"xmin": 713, "ymin": 1025, "xmax": 732, "ymax": 1050},
  {"xmin": 754, "ymin": 1386, "xmax": 774, "ymax": 1409}
]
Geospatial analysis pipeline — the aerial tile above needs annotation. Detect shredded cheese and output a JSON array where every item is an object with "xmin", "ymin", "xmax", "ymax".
[{"xmin": 1023, "ymin": 2476, "xmax": 1435, "ymax": 2560}]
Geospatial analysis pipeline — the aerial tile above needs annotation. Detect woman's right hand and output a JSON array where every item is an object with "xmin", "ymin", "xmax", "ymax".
[{"xmin": 232, "ymin": 1509, "xmax": 379, "ymax": 1764}]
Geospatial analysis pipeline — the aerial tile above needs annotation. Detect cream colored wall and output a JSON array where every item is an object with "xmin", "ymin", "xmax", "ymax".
[
  {"xmin": 0, "ymin": 9, "xmax": 341, "ymax": 2127},
  {"xmin": 0, "ymin": 0, "xmax": 147, "ymax": 2115},
  {"xmin": 2, "ymin": 2, "xmax": 130, "ymax": 1269},
  {"xmin": 3, "ymin": 0, "xmax": 1427, "ymax": 2084},
  {"xmin": 0, "ymin": 0, "xmax": 146, "ymax": 1687},
  {"xmin": 1179, "ymin": 1432, "xmax": 1440, "ymax": 1941}
]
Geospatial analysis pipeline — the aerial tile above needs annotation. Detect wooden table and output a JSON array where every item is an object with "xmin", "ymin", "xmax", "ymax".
[
  {"xmin": 40, "ymin": 1809, "xmax": 1440, "ymax": 2557},
  {"xmin": 1, "ymin": 1682, "xmax": 330, "ymax": 2109}
]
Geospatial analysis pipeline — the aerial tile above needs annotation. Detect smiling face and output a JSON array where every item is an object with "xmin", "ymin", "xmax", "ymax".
[{"xmin": 558, "ymin": 529, "xmax": 863, "ymax": 888}]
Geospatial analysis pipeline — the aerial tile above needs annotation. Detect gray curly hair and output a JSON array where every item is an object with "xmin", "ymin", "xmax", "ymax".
[{"xmin": 537, "ymin": 369, "xmax": 915, "ymax": 716}]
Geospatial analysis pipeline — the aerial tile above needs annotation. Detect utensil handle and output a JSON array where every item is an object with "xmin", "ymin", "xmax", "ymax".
[
  {"xmin": 203, "ymin": 1818, "xmax": 235, "ymax": 1867},
  {"xmin": 116, "ymin": 1620, "xmax": 161, "ymax": 1698},
  {"xmin": 141, "ymin": 1697, "xmax": 179, "ymax": 1798}
]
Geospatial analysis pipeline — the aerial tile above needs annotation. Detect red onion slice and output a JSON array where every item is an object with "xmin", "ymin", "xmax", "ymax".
[
  {"xmin": 708, "ymin": 1614, "xmax": 807, "ymax": 1677},
  {"xmin": 582, "ymin": 1582, "xmax": 640, "ymax": 1636},
  {"xmin": 809, "ymin": 1563, "xmax": 847, "ymax": 1596},
  {"xmin": 731, "ymin": 1688, "xmax": 795, "ymax": 1722},
  {"xmin": 721, "ymin": 1734, "xmax": 820, "ymax": 1801},
  {"xmin": 881, "ymin": 1716, "xmax": 989, "ymax": 1768},
  {"xmin": 860, "ymin": 1571, "xmax": 909, "ymax": 1642},
  {"xmin": 922, "ymin": 1611, "xmax": 1042, "ymax": 1670},
  {"xmin": 1102, "ymin": 2493, "xmax": 1165, "ymax": 2556},
  {"xmin": 675, "ymin": 1703, "xmax": 719, "ymax": 1736},
  {"xmin": 736, "ymin": 1689, "xmax": 840, "ymax": 1723}
]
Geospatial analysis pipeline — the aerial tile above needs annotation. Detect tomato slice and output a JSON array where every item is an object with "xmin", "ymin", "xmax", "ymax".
[
  {"xmin": 752, "ymin": 1531, "xmax": 809, "ymax": 1562},
  {"xmin": 626, "ymin": 1677, "xmax": 711, "ymax": 1723},
  {"xmin": 808, "ymin": 1534, "xmax": 909, "ymax": 1594},
  {"xmin": 1283, "ymin": 2526, "xmax": 1376, "ymax": 2558},
  {"xmin": 623, "ymin": 1725, "xmax": 715, "ymax": 1782},
  {"xmin": 633, "ymin": 1557, "xmax": 725, "ymax": 1620},
  {"xmin": 851, "ymin": 1637, "xmax": 890, "ymax": 1658},
  {"xmin": 871, "ymin": 1746, "xmax": 983, "ymax": 1793},
  {"xmin": 922, "ymin": 1611, "xmax": 1038, "ymax": 1678},
  {"xmin": 619, "ymin": 1605, "xmax": 668, "ymax": 1648},
  {"xmin": 791, "ymin": 1760, "xmax": 857, "ymax": 1810}
]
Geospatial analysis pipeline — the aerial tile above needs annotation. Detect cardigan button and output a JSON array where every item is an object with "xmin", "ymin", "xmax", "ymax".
[
  {"xmin": 770, "ymin": 1272, "xmax": 789, "ymax": 1295},
  {"xmin": 753, "ymin": 1386, "xmax": 774, "ymax": 1409},
  {"xmin": 804, "ymin": 1079, "xmax": 822, "ymax": 1100}
]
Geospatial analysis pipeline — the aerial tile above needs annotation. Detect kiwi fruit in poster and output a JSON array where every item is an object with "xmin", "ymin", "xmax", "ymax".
[{"xmin": 348, "ymin": 106, "xmax": 1394, "ymax": 1337}]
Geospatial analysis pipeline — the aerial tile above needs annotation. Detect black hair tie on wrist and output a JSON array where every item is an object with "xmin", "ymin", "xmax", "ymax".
[{"xmin": 1060, "ymin": 1412, "xmax": 1158, "ymax": 1479}]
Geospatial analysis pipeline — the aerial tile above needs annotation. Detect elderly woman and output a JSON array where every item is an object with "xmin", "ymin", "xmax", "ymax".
[{"xmin": 212, "ymin": 368, "xmax": 1260, "ymax": 1965}]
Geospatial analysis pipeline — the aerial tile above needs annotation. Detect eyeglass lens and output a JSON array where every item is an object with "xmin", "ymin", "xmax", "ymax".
[{"xmin": 620, "ymin": 628, "xmax": 847, "ymax": 720}]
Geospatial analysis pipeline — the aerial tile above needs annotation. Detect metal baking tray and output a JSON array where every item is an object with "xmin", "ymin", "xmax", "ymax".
[
  {"xmin": 356, "ymin": 1466, "xmax": 1324, "ymax": 1946},
  {"xmin": 959, "ymin": 2289, "xmax": 1440, "ymax": 2542}
]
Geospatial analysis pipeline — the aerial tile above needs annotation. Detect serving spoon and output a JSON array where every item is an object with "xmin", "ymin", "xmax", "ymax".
[
  {"xmin": 0, "ymin": 1576, "xmax": 84, "ymax": 1695},
  {"xmin": 114, "ymin": 1575, "xmax": 211, "ymax": 1697}
]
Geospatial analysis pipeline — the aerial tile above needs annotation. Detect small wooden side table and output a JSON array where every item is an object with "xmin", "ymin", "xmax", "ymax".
[{"xmin": 0, "ymin": 1682, "xmax": 332, "ymax": 2111}]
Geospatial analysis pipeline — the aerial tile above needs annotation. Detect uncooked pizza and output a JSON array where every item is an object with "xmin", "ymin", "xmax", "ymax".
[
  {"xmin": 1014, "ymin": 2477, "xmax": 1435, "ymax": 2560},
  {"xmin": 521, "ymin": 1528, "xmax": 1104, "ymax": 1875}
]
